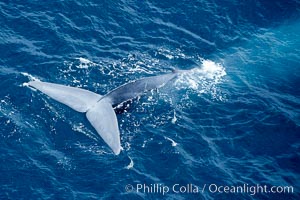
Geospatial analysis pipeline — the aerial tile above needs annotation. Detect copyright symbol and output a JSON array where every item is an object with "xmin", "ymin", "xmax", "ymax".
[{"xmin": 125, "ymin": 184, "xmax": 134, "ymax": 192}]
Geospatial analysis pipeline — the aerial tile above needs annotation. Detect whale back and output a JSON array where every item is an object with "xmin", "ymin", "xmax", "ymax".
[{"xmin": 103, "ymin": 72, "xmax": 177, "ymax": 106}]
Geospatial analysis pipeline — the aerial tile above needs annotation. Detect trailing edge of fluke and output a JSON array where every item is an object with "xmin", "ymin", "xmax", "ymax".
[{"xmin": 28, "ymin": 71, "xmax": 178, "ymax": 155}]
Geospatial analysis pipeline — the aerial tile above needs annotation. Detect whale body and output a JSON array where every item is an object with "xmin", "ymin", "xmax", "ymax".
[{"xmin": 28, "ymin": 72, "xmax": 178, "ymax": 155}]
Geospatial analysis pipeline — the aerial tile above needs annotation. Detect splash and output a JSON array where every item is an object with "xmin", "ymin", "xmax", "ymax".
[
  {"xmin": 171, "ymin": 110, "xmax": 177, "ymax": 124},
  {"xmin": 200, "ymin": 60, "xmax": 226, "ymax": 79},
  {"xmin": 125, "ymin": 156, "xmax": 134, "ymax": 169},
  {"xmin": 21, "ymin": 72, "xmax": 41, "ymax": 87},
  {"xmin": 76, "ymin": 57, "xmax": 97, "ymax": 69},
  {"xmin": 164, "ymin": 136, "xmax": 178, "ymax": 147},
  {"xmin": 175, "ymin": 59, "xmax": 226, "ymax": 99}
]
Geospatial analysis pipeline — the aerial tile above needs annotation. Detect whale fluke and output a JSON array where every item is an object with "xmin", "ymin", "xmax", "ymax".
[
  {"xmin": 86, "ymin": 99, "xmax": 121, "ymax": 155},
  {"xmin": 28, "ymin": 71, "xmax": 177, "ymax": 155},
  {"xmin": 28, "ymin": 81, "xmax": 102, "ymax": 112}
]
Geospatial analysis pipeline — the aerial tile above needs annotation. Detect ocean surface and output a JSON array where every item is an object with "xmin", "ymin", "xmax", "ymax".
[{"xmin": 0, "ymin": 0, "xmax": 299, "ymax": 199}]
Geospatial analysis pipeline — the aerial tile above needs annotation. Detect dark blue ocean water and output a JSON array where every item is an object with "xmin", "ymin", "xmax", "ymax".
[{"xmin": 0, "ymin": 0, "xmax": 299, "ymax": 199}]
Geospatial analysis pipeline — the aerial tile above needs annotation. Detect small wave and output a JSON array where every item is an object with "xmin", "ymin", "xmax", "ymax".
[{"xmin": 0, "ymin": 95, "xmax": 32, "ymax": 131}]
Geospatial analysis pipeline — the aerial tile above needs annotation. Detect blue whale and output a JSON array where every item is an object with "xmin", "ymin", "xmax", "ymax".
[{"xmin": 28, "ymin": 71, "xmax": 178, "ymax": 155}]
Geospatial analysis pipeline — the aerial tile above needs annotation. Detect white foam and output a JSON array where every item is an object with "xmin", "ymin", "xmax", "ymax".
[
  {"xmin": 171, "ymin": 110, "xmax": 177, "ymax": 124},
  {"xmin": 175, "ymin": 59, "xmax": 226, "ymax": 99},
  {"xmin": 21, "ymin": 72, "xmax": 41, "ymax": 87},
  {"xmin": 72, "ymin": 123, "xmax": 98, "ymax": 142},
  {"xmin": 76, "ymin": 57, "xmax": 96, "ymax": 69},
  {"xmin": 164, "ymin": 136, "xmax": 178, "ymax": 147},
  {"xmin": 201, "ymin": 60, "xmax": 227, "ymax": 79},
  {"xmin": 157, "ymin": 47, "xmax": 188, "ymax": 60},
  {"xmin": 21, "ymin": 72, "xmax": 41, "ymax": 82},
  {"xmin": 126, "ymin": 156, "xmax": 134, "ymax": 169}
]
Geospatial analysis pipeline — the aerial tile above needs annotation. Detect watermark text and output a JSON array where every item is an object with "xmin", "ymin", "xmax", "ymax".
[{"xmin": 124, "ymin": 183, "xmax": 294, "ymax": 196}]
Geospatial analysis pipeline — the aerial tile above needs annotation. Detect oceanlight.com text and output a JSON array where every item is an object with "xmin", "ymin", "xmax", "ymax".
[{"xmin": 125, "ymin": 183, "xmax": 294, "ymax": 196}]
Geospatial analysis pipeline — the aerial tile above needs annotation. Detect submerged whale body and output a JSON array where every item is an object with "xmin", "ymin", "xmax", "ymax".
[{"xmin": 28, "ymin": 72, "xmax": 178, "ymax": 155}]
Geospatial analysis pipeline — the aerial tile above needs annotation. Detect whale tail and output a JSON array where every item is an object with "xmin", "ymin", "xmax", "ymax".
[
  {"xmin": 86, "ymin": 99, "xmax": 121, "ymax": 155},
  {"xmin": 28, "ymin": 81, "xmax": 121, "ymax": 155},
  {"xmin": 28, "ymin": 72, "xmax": 177, "ymax": 155}
]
